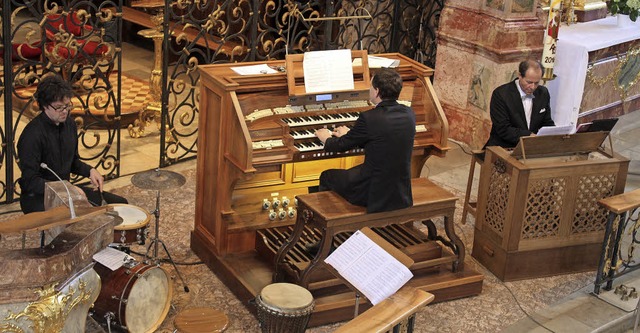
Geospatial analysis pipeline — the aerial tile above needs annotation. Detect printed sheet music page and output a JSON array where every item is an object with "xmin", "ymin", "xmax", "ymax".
[
  {"xmin": 324, "ymin": 230, "xmax": 413, "ymax": 305},
  {"xmin": 303, "ymin": 49, "xmax": 355, "ymax": 94}
]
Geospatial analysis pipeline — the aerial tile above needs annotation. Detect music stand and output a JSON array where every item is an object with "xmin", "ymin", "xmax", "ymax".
[
  {"xmin": 323, "ymin": 227, "xmax": 414, "ymax": 318},
  {"xmin": 131, "ymin": 168, "xmax": 190, "ymax": 292}
]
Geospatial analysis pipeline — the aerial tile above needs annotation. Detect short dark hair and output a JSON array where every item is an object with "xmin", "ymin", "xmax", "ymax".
[
  {"xmin": 372, "ymin": 68, "xmax": 403, "ymax": 100},
  {"xmin": 518, "ymin": 59, "xmax": 543, "ymax": 77},
  {"xmin": 34, "ymin": 74, "xmax": 73, "ymax": 111}
]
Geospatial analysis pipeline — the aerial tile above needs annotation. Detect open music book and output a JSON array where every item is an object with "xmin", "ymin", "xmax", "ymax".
[
  {"xmin": 537, "ymin": 118, "xmax": 619, "ymax": 136},
  {"xmin": 324, "ymin": 229, "xmax": 413, "ymax": 305}
]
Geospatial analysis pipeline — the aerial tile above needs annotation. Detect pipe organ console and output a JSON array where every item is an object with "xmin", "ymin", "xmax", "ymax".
[
  {"xmin": 191, "ymin": 52, "xmax": 454, "ymax": 324},
  {"xmin": 193, "ymin": 52, "xmax": 448, "ymax": 255}
]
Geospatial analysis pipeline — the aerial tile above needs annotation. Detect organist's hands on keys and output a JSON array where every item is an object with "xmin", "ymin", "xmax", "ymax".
[{"xmin": 315, "ymin": 126, "xmax": 350, "ymax": 144}]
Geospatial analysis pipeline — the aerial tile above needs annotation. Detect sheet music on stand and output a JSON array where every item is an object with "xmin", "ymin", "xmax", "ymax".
[
  {"xmin": 303, "ymin": 49, "xmax": 355, "ymax": 94},
  {"xmin": 324, "ymin": 229, "xmax": 413, "ymax": 305},
  {"xmin": 93, "ymin": 247, "xmax": 134, "ymax": 271}
]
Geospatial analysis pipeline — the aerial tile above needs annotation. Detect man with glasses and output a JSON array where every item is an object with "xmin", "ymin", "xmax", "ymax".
[
  {"xmin": 17, "ymin": 74, "xmax": 127, "ymax": 214},
  {"xmin": 485, "ymin": 59, "xmax": 555, "ymax": 148}
]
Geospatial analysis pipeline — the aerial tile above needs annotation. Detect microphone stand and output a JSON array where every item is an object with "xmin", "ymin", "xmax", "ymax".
[
  {"xmin": 40, "ymin": 163, "xmax": 76, "ymax": 219},
  {"xmin": 39, "ymin": 163, "xmax": 77, "ymax": 249}
]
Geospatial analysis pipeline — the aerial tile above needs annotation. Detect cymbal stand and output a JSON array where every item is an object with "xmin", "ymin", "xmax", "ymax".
[{"xmin": 145, "ymin": 189, "xmax": 190, "ymax": 292}]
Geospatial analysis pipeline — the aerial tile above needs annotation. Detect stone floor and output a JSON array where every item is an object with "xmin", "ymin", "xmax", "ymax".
[{"xmin": 2, "ymin": 41, "xmax": 640, "ymax": 332}]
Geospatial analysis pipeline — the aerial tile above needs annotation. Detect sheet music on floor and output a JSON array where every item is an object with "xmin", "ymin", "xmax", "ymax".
[
  {"xmin": 93, "ymin": 246, "xmax": 134, "ymax": 271},
  {"xmin": 324, "ymin": 230, "xmax": 413, "ymax": 305}
]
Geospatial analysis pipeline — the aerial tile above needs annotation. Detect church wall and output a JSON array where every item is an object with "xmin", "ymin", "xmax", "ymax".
[{"xmin": 433, "ymin": 0, "xmax": 547, "ymax": 148}]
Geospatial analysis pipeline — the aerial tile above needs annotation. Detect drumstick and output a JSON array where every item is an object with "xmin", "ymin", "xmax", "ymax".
[{"xmin": 100, "ymin": 189, "xmax": 107, "ymax": 206}]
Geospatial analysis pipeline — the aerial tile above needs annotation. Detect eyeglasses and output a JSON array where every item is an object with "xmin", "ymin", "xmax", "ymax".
[{"xmin": 49, "ymin": 102, "xmax": 73, "ymax": 112}]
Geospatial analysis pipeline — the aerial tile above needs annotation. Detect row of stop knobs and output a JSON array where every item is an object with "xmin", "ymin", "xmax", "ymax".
[{"xmin": 263, "ymin": 196, "xmax": 296, "ymax": 220}]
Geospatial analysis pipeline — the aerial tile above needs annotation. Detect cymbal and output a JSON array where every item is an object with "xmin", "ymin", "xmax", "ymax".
[{"xmin": 131, "ymin": 169, "xmax": 186, "ymax": 190}]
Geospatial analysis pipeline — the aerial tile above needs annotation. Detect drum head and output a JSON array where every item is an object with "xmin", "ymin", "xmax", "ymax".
[
  {"xmin": 260, "ymin": 283, "xmax": 313, "ymax": 310},
  {"xmin": 111, "ymin": 204, "xmax": 150, "ymax": 230},
  {"xmin": 124, "ymin": 266, "xmax": 172, "ymax": 333}
]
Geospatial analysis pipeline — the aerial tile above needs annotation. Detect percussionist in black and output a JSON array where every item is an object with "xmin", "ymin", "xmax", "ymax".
[{"xmin": 17, "ymin": 74, "xmax": 127, "ymax": 214}]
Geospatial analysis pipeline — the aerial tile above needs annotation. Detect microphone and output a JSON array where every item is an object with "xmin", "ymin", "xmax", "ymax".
[{"xmin": 40, "ymin": 163, "xmax": 76, "ymax": 218}]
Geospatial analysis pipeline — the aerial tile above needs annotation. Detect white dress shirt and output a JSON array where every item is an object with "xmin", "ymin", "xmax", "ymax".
[{"xmin": 515, "ymin": 80, "xmax": 534, "ymax": 129}]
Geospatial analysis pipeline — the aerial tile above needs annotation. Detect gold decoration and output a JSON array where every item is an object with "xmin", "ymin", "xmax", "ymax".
[
  {"xmin": 586, "ymin": 47, "xmax": 640, "ymax": 110},
  {"xmin": 0, "ymin": 280, "xmax": 94, "ymax": 333}
]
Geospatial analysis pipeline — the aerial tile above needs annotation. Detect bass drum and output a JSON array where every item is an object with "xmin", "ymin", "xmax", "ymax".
[{"xmin": 93, "ymin": 262, "xmax": 172, "ymax": 333}]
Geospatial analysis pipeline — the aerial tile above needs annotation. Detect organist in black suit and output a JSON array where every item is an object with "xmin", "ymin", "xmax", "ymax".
[
  {"xmin": 485, "ymin": 59, "xmax": 555, "ymax": 148},
  {"xmin": 315, "ymin": 68, "xmax": 415, "ymax": 213}
]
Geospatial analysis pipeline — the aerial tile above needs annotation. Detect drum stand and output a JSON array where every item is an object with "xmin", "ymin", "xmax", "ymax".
[{"xmin": 145, "ymin": 190, "xmax": 190, "ymax": 292}]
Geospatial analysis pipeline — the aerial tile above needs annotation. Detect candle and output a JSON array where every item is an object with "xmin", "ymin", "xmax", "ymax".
[{"xmin": 542, "ymin": 0, "xmax": 562, "ymax": 80}]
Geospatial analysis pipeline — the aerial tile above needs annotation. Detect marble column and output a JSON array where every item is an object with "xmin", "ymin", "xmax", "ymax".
[{"xmin": 433, "ymin": 0, "xmax": 546, "ymax": 149}]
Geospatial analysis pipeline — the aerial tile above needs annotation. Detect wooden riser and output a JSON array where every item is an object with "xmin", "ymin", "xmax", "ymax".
[
  {"xmin": 191, "ymin": 230, "xmax": 484, "ymax": 327},
  {"xmin": 472, "ymin": 227, "xmax": 603, "ymax": 281}
]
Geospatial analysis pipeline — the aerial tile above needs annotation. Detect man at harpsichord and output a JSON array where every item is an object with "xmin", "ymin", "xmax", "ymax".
[
  {"xmin": 314, "ymin": 68, "xmax": 415, "ymax": 213},
  {"xmin": 17, "ymin": 74, "xmax": 127, "ymax": 214},
  {"xmin": 485, "ymin": 59, "xmax": 555, "ymax": 148}
]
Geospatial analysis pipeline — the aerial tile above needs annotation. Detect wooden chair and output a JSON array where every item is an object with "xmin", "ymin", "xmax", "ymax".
[
  {"xmin": 461, "ymin": 150, "xmax": 484, "ymax": 225},
  {"xmin": 334, "ymin": 286, "xmax": 434, "ymax": 333}
]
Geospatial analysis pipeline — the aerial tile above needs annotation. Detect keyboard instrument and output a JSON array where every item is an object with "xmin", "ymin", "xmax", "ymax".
[
  {"xmin": 191, "ymin": 51, "xmax": 454, "ymax": 326},
  {"xmin": 194, "ymin": 52, "xmax": 449, "ymax": 255}
]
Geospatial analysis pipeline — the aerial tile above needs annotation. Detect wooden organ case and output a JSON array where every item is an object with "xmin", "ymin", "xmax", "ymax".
[
  {"xmin": 192, "ymin": 52, "xmax": 476, "ymax": 325},
  {"xmin": 472, "ymin": 133, "xmax": 629, "ymax": 281}
]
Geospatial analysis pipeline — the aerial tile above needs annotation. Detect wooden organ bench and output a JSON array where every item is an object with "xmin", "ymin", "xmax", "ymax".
[{"xmin": 269, "ymin": 178, "xmax": 467, "ymax": 291}]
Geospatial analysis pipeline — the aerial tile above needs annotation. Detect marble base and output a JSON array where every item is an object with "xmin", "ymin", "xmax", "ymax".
[{"xmin": 0, "ymin": 213, "xmax": 118, "ymax": 303}]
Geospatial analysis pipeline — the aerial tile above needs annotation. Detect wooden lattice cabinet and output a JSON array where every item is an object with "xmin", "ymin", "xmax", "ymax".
[{"xmin": 472, "ymin": 133, "xmax": 629, "ymax": 281}]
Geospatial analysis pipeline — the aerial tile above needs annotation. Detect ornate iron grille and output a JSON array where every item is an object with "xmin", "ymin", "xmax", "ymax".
[
  {"xmin": 595, "ymin": 207, "xmax": 640, "ymax": 294},
  {"xmin": 0, "ymin": 0, "xmax": 442, "ymax": 202},
  {"xmin": 1, "ymin": 0, "xmax": 122, "ymax": 203},
  {"xmin": 159, "ymin": 0, "xmax": 444, "ymax": 166}
]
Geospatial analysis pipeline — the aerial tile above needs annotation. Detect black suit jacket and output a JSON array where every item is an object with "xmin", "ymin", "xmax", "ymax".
[
  {"xmin": 485, "ymin": 80, "xmax": 555, "ymax": 148},
  {"xmin": 323, "ymin": 100, "xmax": 415, "ymax": 213}
]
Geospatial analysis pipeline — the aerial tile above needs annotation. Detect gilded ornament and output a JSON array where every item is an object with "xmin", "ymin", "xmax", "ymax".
[
  {"xmin": 1, "ymin": 280, "xmax": 93, "ymax": 333},
  {"xmin": 587, "ymin": 47, "xmax": 640, "ymax": 107}
]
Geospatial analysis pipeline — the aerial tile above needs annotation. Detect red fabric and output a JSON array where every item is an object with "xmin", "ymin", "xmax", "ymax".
[
  {"xmin": 44, "ymin": 12, "xmax": 108, "ymax": 60},
  {"xmin": 45, "ymin": 13, "xmax": 93, "ymax": 40},
  {"xmin": 45, "ymin": 41, "xmax": 108, "ymax": 59},
  {"xmin": 0, "ymin": 43, "xmax": 42, "ymax": 61}
]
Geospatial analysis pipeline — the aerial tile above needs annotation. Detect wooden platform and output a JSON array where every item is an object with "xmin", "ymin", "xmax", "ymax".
[
  {"xmin": 191, "ymin": 230, "xmax": 484, "ymax": 327},
  {"xmin": 191, "ymin": 178, "xmax": 483, "ymax": 326}
]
